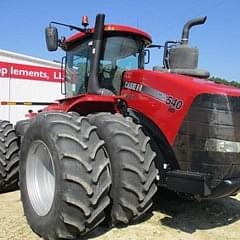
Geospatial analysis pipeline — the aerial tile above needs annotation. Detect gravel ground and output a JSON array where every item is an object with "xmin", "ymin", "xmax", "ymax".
[{"xmin": 0, "ymin": 190, "xmax": 240, "ymax": 240}]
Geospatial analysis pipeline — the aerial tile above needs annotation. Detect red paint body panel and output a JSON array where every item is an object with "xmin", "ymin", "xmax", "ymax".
[
  {"xmin": 122, "ymin": 70, "xmax": 240, "ymax": 145},
  {"xmin": 66, "ymin": 24, "xmax": 152, "ymax": 44},
  {"xmin": 43, "ymin": 94, "xmax": 121, "ymax": 114},
  {"xmin": 25, "ymin": 111, "xmax": 37, "ymax": 119}
]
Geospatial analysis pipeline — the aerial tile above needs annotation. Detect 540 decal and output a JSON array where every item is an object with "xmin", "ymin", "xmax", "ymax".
[
  {"xmin": 123, "ymin": 81, "xmax": 184, "ymax": 111},
  {"xmin": 166, "ymin": 95, "xmax": 183, "ymax": 110}
]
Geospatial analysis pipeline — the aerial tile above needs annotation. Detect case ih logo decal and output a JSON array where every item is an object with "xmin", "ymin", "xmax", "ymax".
[
  {"xmin": 0, "ymin": 61, "xmax": 62, "ymax": 82},
  {"xmin": 124, "ymin": 81, "xmax": 184, "ymax": 111},
  {"xmin": 124, "ymin": 81, "xmax": 143, "ymax": 92}
]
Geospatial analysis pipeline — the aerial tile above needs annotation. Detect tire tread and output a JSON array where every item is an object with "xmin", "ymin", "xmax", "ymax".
[
  {"xmin": 0, "ymin": 120, "xmax": 19, "ymax": 193},
  {"xmin": 89, "ymin": 113, "xmax": 158, "ymax": 225},
  {"xmin": 20, "ymin": 112, "xmax": 111, "ymax": 239}
]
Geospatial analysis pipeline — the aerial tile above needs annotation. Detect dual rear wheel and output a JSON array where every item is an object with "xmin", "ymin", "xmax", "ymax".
[
  {"xmin": 89, "ymin": 113, "xmax": 158, "ymax": 225},
  {"xmin": 19, "ymin": 112, "xmax": 158, "ymax": 239}
]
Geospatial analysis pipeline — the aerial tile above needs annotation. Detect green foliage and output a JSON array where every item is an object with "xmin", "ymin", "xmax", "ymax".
[{"xmin": 208, "ymin": 76, "xmax": 240, "ymax": 88}]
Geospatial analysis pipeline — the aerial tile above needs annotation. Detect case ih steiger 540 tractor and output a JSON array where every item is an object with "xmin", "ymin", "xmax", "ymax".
[{"xmin": 1, "ymin": 13, "xmax": 240, "ymax": 239}]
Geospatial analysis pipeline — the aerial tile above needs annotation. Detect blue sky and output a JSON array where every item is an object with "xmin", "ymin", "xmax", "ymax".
[{"xmin": 0, "ymin": 0, "xmax": 239, "ymax": 81}]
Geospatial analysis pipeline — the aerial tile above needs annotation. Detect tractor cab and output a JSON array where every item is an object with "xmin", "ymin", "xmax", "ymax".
[
  {"xmin": 65, "ymin": 30, "xmax": 148, "ymax": 96},
  {"xmin": 45, "ymin": 16, "xmax": 151, "ymax": 96}
]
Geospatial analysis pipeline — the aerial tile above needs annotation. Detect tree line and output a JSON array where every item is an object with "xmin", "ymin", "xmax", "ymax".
[{"xmin": 208, "ymin": 76, "xmax": 240, "ymax": 88}]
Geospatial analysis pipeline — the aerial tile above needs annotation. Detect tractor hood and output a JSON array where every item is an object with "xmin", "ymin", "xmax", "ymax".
[
  {"xmin": 124, "ymin": 70, "xmax": 240, "ymax": 97},
  {"xmin": 122, "ymin": 69, "xmax": 240, "ymax": 144}
]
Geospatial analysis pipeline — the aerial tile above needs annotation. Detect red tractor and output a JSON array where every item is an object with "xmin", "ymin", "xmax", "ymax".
[{"xmin": 1, "ymin": 13, "xmax": 240, "ymax": 239}]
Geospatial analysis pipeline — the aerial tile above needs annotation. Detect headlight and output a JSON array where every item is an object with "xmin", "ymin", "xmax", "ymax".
[{"xmin": 205, "ymin": 138, "xmax": 240, "ymax": 153}]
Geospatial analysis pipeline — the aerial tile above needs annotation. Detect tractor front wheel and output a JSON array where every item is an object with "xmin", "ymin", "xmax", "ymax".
[{"xmin": 20, "ymin": 112, "xmax": 111, "ymax": 239}]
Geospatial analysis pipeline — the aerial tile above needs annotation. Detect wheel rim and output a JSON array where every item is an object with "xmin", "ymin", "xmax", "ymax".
[{"xmin": 26, "ymin": 140, "xmax": 56, "ymax": 216}]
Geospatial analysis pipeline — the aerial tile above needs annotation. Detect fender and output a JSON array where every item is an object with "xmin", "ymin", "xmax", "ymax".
[
  {"xmin": 44, "ymin": 94, "xmax": 126, "ymax": 116},
  {"xmin": 128, "ymin": 108, "xmax": 180, "ymax": 182}
]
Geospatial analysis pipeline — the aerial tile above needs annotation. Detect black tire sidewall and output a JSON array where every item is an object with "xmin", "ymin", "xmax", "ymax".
[{"xmin": 20, "ymin": 115, "xmax": 62, "ymax": 237}]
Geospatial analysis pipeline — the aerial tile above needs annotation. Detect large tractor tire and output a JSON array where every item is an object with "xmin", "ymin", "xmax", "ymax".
[
  {"xmin": 89, "ymin": 113, "xmax": 158, "ymax": 225},
  {"xmin": 0, "ymin": 120, "xmax": 19, "ymax": 193},
  {"xmin": 19, "ymin": 112, "xmax": 111, "ymax": 240}
]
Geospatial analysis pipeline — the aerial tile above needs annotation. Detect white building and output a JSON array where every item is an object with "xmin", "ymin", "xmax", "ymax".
[{"xmin": 0, "ymin": 49, "xmax": 63, "ymax": 123}]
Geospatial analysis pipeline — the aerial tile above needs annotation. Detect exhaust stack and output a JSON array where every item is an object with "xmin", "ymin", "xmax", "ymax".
[
  {"xmin": 167, "ymin": 16, "xmax": 209, "ymax": 78},
  {"xmin": 181, "ymin": 16, "xmax": 207, "ymax": 45},
  {"xmin": 87, "ymin": 14, "xmax": 105, "ymax": 94}
]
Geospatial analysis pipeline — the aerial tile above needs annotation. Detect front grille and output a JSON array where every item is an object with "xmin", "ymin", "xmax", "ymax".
[{"xmin": 173, "ymin": 93, "xmax": 240, "ymax": 186}]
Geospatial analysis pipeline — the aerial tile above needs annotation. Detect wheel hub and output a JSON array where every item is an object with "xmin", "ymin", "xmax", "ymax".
[{"xmin": 26, "ymin": 140, "xmax": 55, "ymax": 216}]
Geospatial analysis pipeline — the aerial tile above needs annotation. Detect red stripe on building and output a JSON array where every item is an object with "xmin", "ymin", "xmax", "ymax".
[{"xmin": 0, "ymin": 61, "xmax": 62, "ymax": 82}]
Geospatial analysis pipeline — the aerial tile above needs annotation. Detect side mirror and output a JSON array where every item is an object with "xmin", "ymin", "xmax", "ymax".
[
  {"xmin": 45, "ymin": 26, "xmax": 58, "ymax": 51},
  {"xmin": 144, "ymin": 49, "xmax": 150, "ymax": 64}
]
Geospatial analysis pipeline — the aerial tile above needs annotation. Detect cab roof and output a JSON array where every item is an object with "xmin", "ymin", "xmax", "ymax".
[{"xmin": 65, "ymin": 24, "xmax": 152, "ymax": 46}]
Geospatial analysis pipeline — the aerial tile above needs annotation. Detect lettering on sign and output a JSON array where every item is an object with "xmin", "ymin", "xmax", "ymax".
[{"xmin": 0, "ymin": 61, "xmax": 62, "ymax": 82}]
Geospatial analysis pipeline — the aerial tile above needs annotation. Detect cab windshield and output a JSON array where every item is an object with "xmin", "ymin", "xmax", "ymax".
[{"xmin": 65, "ymin": 36, "xmax": 144, "ymax": 96}]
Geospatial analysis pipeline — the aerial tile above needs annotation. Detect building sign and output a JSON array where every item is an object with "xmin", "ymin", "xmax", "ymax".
[{"xmin": 0, "ymin": 61, "xmax": 62, "ymax": 82}]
